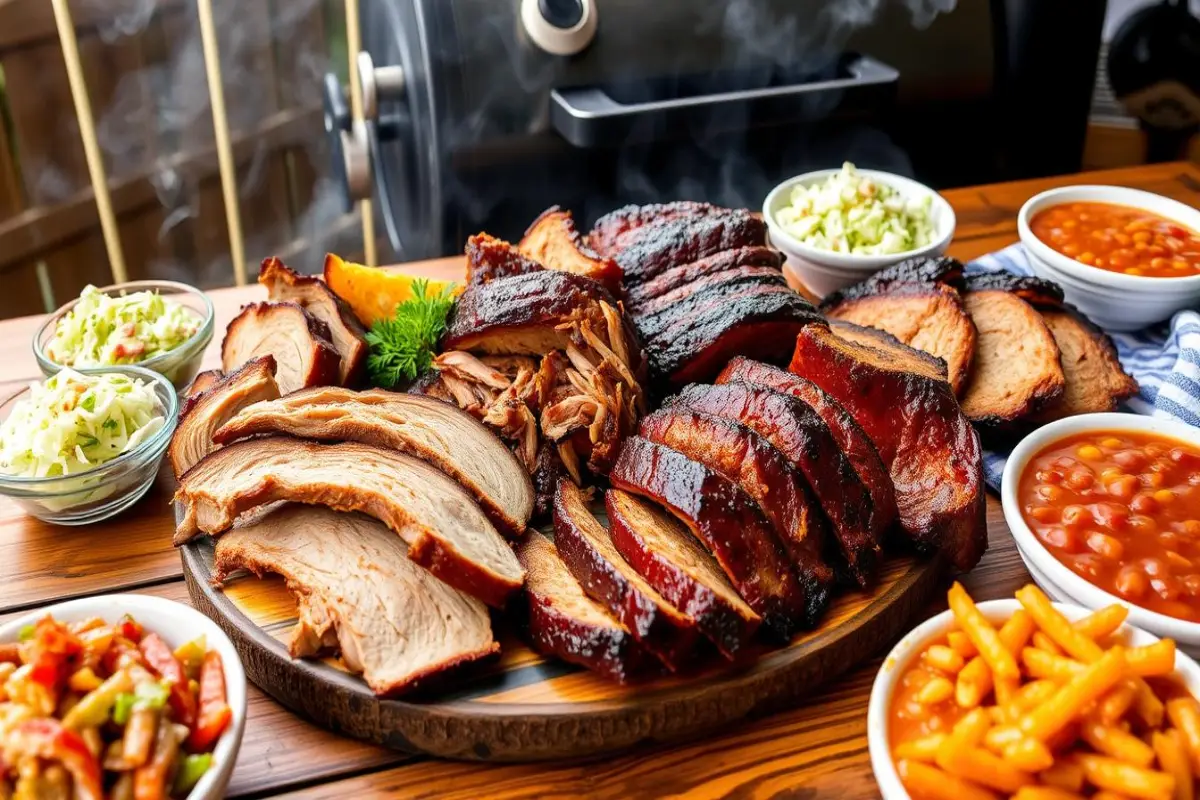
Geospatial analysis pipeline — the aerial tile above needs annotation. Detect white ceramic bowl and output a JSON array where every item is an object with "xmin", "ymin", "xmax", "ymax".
[
  {"xmin": 1001, "ymin": 412, "xmax": 1200, "ymax": 655},
  {"xmin": 0, "ymin": 594, "xmax": 247, "ymax": 800},
  {"xmin": 763, "ymin": 169, "xmax": 955, "ymax": 298},
  {"xmin": 868, "ymin": 598, "xmax": 1200, "ymax": 799},
  {"xmin": 1017, "ymin": 185, "xmax": 1200, "ymax": 331}
]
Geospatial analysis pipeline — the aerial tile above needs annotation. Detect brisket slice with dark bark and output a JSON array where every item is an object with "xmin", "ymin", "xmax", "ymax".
[
  {"xmin": 609, "ymin": 211, "xmax": 769, "ymax": 286},
  {"xmin": 629, "ymin": 266, "xmax": 788, "ymax": 317},
  {"xmin": 638, "ymin": 406, "xmax": 834, "ymax": 625},
  {"xmin": 790, "ymin": 324, "xmax": 987, "ymax": 571},
  {"xmin": 605, "ymin": 489, "xmax": 761, "ymax": 658},
  {"xmin": 553, "ymin": 480, "xmax": 699, "ymax": 670},
  {"xmin": 665, "ymin": 382, "xmax": 881, "ymax": 586},
  {"xmin": 609, "ymin": 437, "xmax": 806, "ymax": 639},
  {"xmin": 588, "ymin": 201, "xmax": 727, "ymax": 257},
  {"xmin": 963, "ymin": 272, "xmax": 1064, "ymax": 308},
  {"xmin": 818, "ymin": 256, "xmax": 966, "ymax": 308},
  {"xmin": 624, "ymin": 246, "xmax": 783, "ymax": 307},
  {"xmin": 465, "ymin": 233, "xmax": 545, "ymax": 286},
  {"xmin": 717, "ymin": 357, "xmax": 897, "ymax": 540},
  {"xmin": 828, "ymin": 320, "xmax": 949, "ymax": 382},
  {"xmin": 517, "ymin": 531, "xmax": 651, "ymax": 683}
]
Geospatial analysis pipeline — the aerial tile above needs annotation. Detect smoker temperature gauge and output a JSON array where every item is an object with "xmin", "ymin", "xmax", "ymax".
[{"xmin": 521, "ymin": 0, "xmax": 597, "ymax": 56}]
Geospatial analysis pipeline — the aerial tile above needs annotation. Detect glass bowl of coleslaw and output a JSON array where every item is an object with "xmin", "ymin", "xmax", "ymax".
[
  {"xmin": 33, "ymin": 280, "xmax": 214, "ymax": 392},
  {"xmin": 0, "ymin": 366, "xmax": 178, "ymax": 524}
]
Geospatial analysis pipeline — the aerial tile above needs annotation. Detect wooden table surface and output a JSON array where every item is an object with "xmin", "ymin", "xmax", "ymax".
[{"xmin": 2, "ymin": 161, "xmax": 1198, "ymax": 799}]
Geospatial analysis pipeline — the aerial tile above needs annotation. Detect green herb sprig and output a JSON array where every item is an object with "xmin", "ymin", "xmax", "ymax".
[{"xmin": 364, "ymin": 279, "xmax": 457, "ymax": 389}]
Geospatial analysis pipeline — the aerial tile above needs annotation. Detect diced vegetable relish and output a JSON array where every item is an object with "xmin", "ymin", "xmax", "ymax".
[
  {"xmin": 46, "ymin": 285, "xmax": 200, "ymax": 368},
  {"xmin": 0, "ymin": 370, "xmax": 164, "ymax": 478},
  {"xmin": 775, "ymin": 162, "xmax": 937, "ymax": 255},
  {"xmin": 0, "ymin": 614, "xmax": 231, "ymax": 799}
]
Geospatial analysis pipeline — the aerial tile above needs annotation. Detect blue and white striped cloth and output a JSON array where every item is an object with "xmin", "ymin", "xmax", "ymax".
[{"xmin": 967, "ymin": 243, "xmax": 1200, "ymax": 490}]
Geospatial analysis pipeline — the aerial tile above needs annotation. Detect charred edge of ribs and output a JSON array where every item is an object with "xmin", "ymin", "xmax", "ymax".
[
  {"xmin": 716, "ymin": 357, "xmax": 898, "ymax": 537},
  {"xmin": 465, "ymin": 232, "xmax": 545, "ymax": 285},
  {"xmin": 958, "ymin": 289, "xmax": 1066, "ymax": 427},
  {"xmin": 827, "ymin": 319, "xmax": 950, "ymax": 381},
  {"xmin": 666, "ymin": 381, "xmax": 881, "ymax": 587},
  {"xmin": 262, "ymin": 256, "xmax": 369, "ymax": 387},
  {"xmin": 605, "ymin": 489, "xmax": 761, "ymax": 658},
  {"xmin": 553, "ymin": 479, "xmax": 699, "ymax": 671},
  {"xmin": 519, "ymin": 206, "xmax": 624, "ymax": 296},
  {"xmin": 963, "ymin": 272, "xmax": 1065, "ymax": 308},
  {"xmin": 609, "ymin": 436, "xmax": 806, "ymax": 639},
  {"xmin": 818, "ymin": 255, "xmax": 965, "ymax": 309},
  {"xmin": 517, "ymin": 531, "xmax": 651, "ymax": 683},
  {"xmin": 588, "ymin": 201, "xmax": 727, "ymax": 257},
  {"xmin": 624, "ymin": 246, "xmax": 783, "ymax": 307},
  {"xmin": 441, "ymin": 270, "xmax": 619, "ymax": 353},
  {"xmin": 629, "ymin": 266, "xmax": 788, "ymax": 317},
  {"xmin": 638, "ymin": 407, "xmax": 834, "ymax": 626},
  {"xmin": 613, "ymin": 212, "xmax": 769, "ymax": 286},
  {"xmin": 640, "ymin": 286, "xmax": 821, "ymax": 385},
  {"xmin": 789, "ymin": 323, "xmax": 987, "ymax": 571}
]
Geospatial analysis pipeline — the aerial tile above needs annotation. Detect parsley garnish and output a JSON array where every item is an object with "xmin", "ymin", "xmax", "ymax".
[{"xmin": 364, "ymin": 279, "xmax": 457, "ymax": 389}]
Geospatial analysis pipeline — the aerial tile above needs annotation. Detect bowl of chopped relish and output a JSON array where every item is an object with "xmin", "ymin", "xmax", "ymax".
[
  {"xmin": 0, "ymin": 594, "xmax": 246, "ymax": 800},
  {"xmin": 34, "ymin": 281, "xmax": 214, "ymax": 391},
  {"xmin": 0, "ymin": 366, "xmax": 177, "ymax": 524}
]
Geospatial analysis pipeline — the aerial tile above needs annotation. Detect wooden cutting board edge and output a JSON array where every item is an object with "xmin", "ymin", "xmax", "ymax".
[{"xmin": 181, "ymin": 531, "xmax": 945, "ymax": 762}]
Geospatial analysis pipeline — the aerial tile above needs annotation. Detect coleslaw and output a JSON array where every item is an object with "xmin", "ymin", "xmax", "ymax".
[
  {"xmin": 0, "ymin": 370, "xmax": 165, "ymax": 479},
  {"xmin": 46, "ymin": 286, "xmax": 201, "ymax": 368},
  {"xmin": 775, "ymin": 162, "xmax": 936, "ymax": 255}
]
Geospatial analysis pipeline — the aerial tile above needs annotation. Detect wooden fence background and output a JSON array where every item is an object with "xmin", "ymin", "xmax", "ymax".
[{"xmin": 0, "ymin": 0, "xmax": 365, "ymax": 320}]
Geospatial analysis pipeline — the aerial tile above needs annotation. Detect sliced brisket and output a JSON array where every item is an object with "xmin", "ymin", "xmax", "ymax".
[{"xmin": 624, "ymin": 246, "xmax": 782, "ymax": 308}]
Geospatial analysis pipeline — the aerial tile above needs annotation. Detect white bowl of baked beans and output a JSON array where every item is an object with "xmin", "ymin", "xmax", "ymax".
[{"xmin": 1002, "ymin": 412, "xmax": 1200, "ymax": 654}]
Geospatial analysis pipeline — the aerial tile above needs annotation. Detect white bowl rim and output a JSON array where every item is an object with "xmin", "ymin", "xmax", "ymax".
[
  {"xmin": 867, "ymin": 596, "xmax": 1200, "ymax": 800},
  {"xmin": 1017, "ymin": 185, "xmax": 1200, "ymax": 290},
  {"xmin": 0, "ymin": 593, "xmax": 247, "ymax": 800},
  {"xmin": 763, "ymin": 168, "xmax": 956, "ymax": 266},
  {"xmin": 1000, "ymin": 412, "xmax": 1200, "ymax": 643}
]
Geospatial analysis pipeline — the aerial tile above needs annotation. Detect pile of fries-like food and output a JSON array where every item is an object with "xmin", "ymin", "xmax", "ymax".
[
  {"xmin": 0, "ymin": 614, "xmax": 232, "ymax": 799},
  {"xmin": 890, "ymin": 583, "xmax": 1200, "ymax": 800}
]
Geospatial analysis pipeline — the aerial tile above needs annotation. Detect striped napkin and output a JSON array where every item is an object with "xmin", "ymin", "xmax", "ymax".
[{"xmin": 966, "ymin": 243, "xmax": 1200, "ymax": 490}]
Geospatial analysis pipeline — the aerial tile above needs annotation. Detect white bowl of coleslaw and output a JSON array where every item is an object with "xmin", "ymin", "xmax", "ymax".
[
  {"xmin": 0, "ymin": 366, "xmax": 178, "ymax": 525},
  {"xmin": 764, "ymin": 165, "xmax": 955, "ymax": 298}
]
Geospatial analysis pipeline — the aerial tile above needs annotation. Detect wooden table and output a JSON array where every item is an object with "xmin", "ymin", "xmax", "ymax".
[{"xmin": 2, "ymin": 161, "xmax": 1198, "ymax": 799}]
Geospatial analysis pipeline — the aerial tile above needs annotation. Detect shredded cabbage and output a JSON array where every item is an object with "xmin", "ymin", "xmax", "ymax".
[
  {"xmin": 776, "ymin": 162, "xmax": 936, "ymax": 256},
  {"xmin": 0, "ymin": 369, "xmax": 165, "ymax": 478},
  {"xmin": 46, "ymin": 285, "xmax": 200, "ymax": 367}
]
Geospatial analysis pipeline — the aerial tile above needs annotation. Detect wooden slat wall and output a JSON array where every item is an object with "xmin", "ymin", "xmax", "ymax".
[{"xmin": 0, "ymin": 0, "xmax": 344, "ymax": 319}]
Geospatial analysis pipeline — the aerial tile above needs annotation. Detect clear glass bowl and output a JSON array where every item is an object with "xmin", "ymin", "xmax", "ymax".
[
  {"xmin": 33, "ymin": 280, "xmax": 215, "ymax": 391},
  {"xmin": 0, "ymin": 366, "xmax": 179, "ymax": 525}
]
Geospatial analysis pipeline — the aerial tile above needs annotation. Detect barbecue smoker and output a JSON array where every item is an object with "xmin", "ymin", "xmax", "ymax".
[{"xmin": 323, "ymin": 0, "xmax": 1106, "ymax": 260}]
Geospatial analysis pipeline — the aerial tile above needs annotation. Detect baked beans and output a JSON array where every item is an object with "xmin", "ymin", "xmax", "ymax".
[
  {"xmin": 1019, "ymin": 430, "xmax": 1200, "ymax": 621},
  {"xmin": 1030, "ymin": 202, "xmax": 1200, "ymax": 277}
]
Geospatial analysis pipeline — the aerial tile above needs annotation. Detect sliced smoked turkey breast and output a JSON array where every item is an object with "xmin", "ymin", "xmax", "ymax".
[
  {"xmin": 516, "ymin": 531, "xmax": 650, "ymax": 683},
  {"xmin": 221, "ymin": 301, "xmax": 340, "ymax": 394},
  {"xmin": 259, "ymin": 257, "xmax": 368, "ymax": 386},
  {"xmin": 174, "ymin": 438, "xmax": 523, "ymax": 607},
  {"xmin": 212, "ymin": 386, "xmax": 533, "ymax": 538},
  {"xmin": 168, "ymin": 355, "xmax": 280, "ymax": 478},
  {"xmin": 553, "ymin": 480, "xmax": 699, "ymax": 671},
  {"xmin": 637, "ymin": 405, "xmax": 834, "ymax": 625},
  {"xmin": 790, "ymin": 324, "xmax": 987, "ymax": 571},
  {"xmin": 609, "ymin": 436, "xmax": 806, "ymax": 639},
  {"xmin": 605, "ymin": 489, "xmax": 760, "ymax": 658},
  {"xmin": 212, "ymin": 505, "xmax": 498, "ymax": 696},
  {"xmin": 184, "ymin": 369, "xmax": 224, "ymax": 398},
  {"xmin": 716, "ymin": 358, "xmax": 897, "ymax": 540}
]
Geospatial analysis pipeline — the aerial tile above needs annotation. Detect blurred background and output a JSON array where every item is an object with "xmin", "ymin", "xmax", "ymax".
[{"xmin": 0, "ymin": 0, "xmax": 1194, "ymax": 319}]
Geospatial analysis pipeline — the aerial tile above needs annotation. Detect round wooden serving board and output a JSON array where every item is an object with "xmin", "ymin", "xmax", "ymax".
[{"xmin": 181, "ymin": 509, "xmax": 945, "ymax": 762}]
